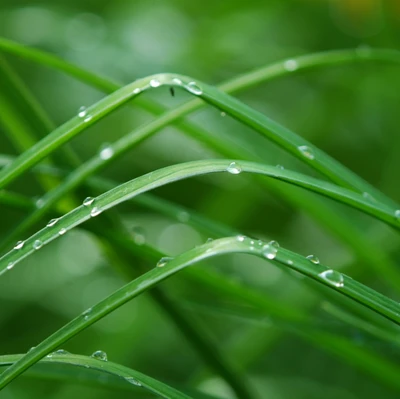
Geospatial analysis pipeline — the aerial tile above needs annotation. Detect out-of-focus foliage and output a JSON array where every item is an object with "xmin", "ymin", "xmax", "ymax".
[{"xmin": 0, "ymin": 0, "xmax": 400, "ymax": 398}]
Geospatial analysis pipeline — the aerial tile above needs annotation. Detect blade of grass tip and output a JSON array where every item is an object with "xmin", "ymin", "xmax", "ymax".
[
  {"xmin": 1, "ymin": 40, "xmax": 398, "ymax": 205},
  {"xmin": 0, "ymin": 159, "xmax": 399, "ymax": 275},
  {"xmin": 1, "ymin": 189, "xmax": 400, "ymax": 393},
  {"xmin": 0, "ymin": 354, "xmax": 193, "ymax": 399},
  {"xmin": 0, "ymin": 68, "xmax": 257, "ymax": 399},
  {"xmin": 1, "ymin": 235, "xmax": 400, "ymax": 389}
]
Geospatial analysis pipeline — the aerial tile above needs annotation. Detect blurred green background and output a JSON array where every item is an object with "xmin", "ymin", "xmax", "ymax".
[{"xmin": 1, "ymin": 0, "xmax": 400, "ymax": 398}]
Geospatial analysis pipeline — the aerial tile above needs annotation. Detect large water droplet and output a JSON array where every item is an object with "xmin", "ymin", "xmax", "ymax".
[
  {"xmin": 226, "ymin": 162, "xmax": 242, "ymax": 174},
  {"xmin": 318, "ymin": 269, "xmax": 344, "ymax": 287},
  {"xmin": 150, "ymin": 79, "xmax": 161, "ymax": 88},
  {"xmin": 125, "ymin": 377, "xmax": 142, "ymax": 386},
  {"xmin": 91, "ymin": 350, "xmax": 108, "ymax": 361},
  {"xmin": 47, "ymin": 218, "xmax": 59, "ymax": 227},
  {"xmin": 99, "ymin": 143, "xmax": 114, "ymax": 160},
  {"xmin": 283, "ymin": 59, "xmax": 298, "ymax": 71},
  {"xmin": 78, "ymin": 106, "xmax": 87, "ymax": 118},
  {"xmin": 395, "ymin": 210, "xmax": 400, "ymax": 221},
  {"xmin": 157, "ymin": 257, "xmax": 173, "ymax": 268},
  {"xmin": 83, "ymin": 197, "xmax": 95, "ymax": 206},
  {"xmin": 59, "ymin": 228, "xmax": 67, "ymax": 235},
  {"xmin": 186, "ymin": 81, "xmax": 203, "ymax": 95},
  {"xmin": 90, "ymin": 207, "xmax": 103, "ymax": 217},
  {"xmin": 33, "ymin": 240, "xmax": 43, "ymax": 250},
  {"xmin": 298, "ymin": 145, "xmax": 315, "ymax": 160},
  {"xmin": 306, "ymin": 255, "xmax": 319, "ymax": 264},
  {"xmin": 262, "ymin": 240, "xmax": 279, "ymax": 260},
  {"xmin": 14, "ymin": 241, "xmax": 24, "ymax": 250}
]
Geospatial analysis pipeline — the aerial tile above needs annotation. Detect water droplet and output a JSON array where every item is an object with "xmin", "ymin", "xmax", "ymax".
[
  {"xmin": 318, "ymin": 269, "xmax": 344, "ymax": 287},
  {"xmin": 7, "ymin": 262, "xmax": 14, "ymax": 270},
  {"xmin": 177, "ymin": 211, "xmax": 190, "ymax": 223},
  {"xmin": 91, "ymin": 350, "xmax": 108, "ymax": 361},
  {"xmin": 221, "ymin": 111, "xmax": 226, "ymax": 117},
  {"xmin": 47, "ymin": 218, "xmax": 59, "ymax": 227},
  {"xmin": 298, "ymin": 145, "xmax": 315, "ymax": 160},
  {"xmin": 226, "ymin": 162, "xmax": 242, "ymax": 174},
  {"xmin": 28, "ymin": 346, "xmax": 36, "ymax": 353},
  {"xmin": 157, "ymin": 257, "xmax": 173, "ymax": 268},
  {"xmin": 133, "ymin": 87, "xmax": 142, "ymax": 94},
  {"xmin": 83, "ymin": 197, "xmax": 95, "ymax": 206},
  {"xmin": 59, "ymin": 228, "xmax": 67, "ymax": 235},
  {"xmin": 78, "ymin": 106, "xmax": 87, "ymax": 118},
  {"xmin": 35, "ymin": 198, "xmax": 45, "ymax": 208},
  {"xmin": 83, "ymin": 307, "xmax": 92, "ymax": 321},
  {"xmin": 206, "ymin": 238, "xmax": 213, "ymax": 243},
  {"xmin": 90, "ymin": 207, "xmax": 102, "ymax": 217},
  {"xmin": 99, "ymin": 143, "xmax": 114, "ymax": 160},
  {"xmin": 276, "ymin": 164, "xmax": 285, "ymax": 170},
  {"xmin": 283, "ymin": 59, "xmax": 298, "ymax": 71},
  {"xmin": 287, "ymin": 260, "xmax": 294, "ymax": 265},
  {"xmin": 46, "ymin": 353, "xmax": 53, "ymax": 358},
  {"xmin": 306, "ymin": 255, "xmax": 320, "ymax": 264},
  {"xmin": 54, "ymin": 349, "xmax": 70, "ymax": 355},
  {"xmin": 150, "ymin": 79, "xmax": 161, "ymax": 88},
  {"xmin": 33, "ymin": 240, "xmax": 43, "ymax": 250},
  {"xmin": 262, "ymin": 240, "xmax": 279, "ymax": 260},
  {"xmin": 236, "ymin": 235, "xmax": 246, "ymax": 242},
  {"xmin": 362, "ymin": 192, "xmax": 375, "ymax": 202},
  {"xmin": 125, "ymin": 377, "xmax": 142, "ymax": 386},
  {"xmin": 185, "ymin": 81, "xmax": 203, "ymax": 95},
  {"xmin": 83, "ymin": 114, "xmax": 92, "ymax": 123},
  {"xmin": 132, "ymin": 226, "xmax": 146, "ymax": 245},
  {"xmin": 395, "ymin": 210, "xmax": 400, "ymax": 221},
  {"xmin": 14, "ymin": 240, "xmax": 24, "ymax": 250}
]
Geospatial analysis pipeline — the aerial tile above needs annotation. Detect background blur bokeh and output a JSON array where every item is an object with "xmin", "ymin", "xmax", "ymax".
[{"xmin": 1, "ymin": 0, "xmax": 400, "ymax": 398}]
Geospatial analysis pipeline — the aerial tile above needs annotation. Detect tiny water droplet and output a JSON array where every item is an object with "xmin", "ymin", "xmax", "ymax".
[
  {"xmin": 83, "ymin": 307, "xmax": 92, "ymax": 321},
  {"xmin": 318, "ymin": 269, "xmax": 344, "ymax": 287},
  {"xmin": 287, "ymin": 260, "xmax": 294, "ymax": 265},
  {"xmin": 28, "ymin": 346, "xmax": 36, "ymax": 353},
  {"xmin": 125, "ymin": 377, "xmax": 142, "ymax": 386},
  {"xmin": 83, "ymin": 114, "xmax": 93, "ymax": 123},
  {"xmin": 133, "ymin": 87, "xmax": 142, "ymax": 94},
  {"xmin": 283, "ymin": 59, "xmax": 298, "ymax": 71},
  {"xmin": 90, "ymin": 207, "xmax": 102, "ymax": 217},
  {"xmin": 177, "ymin": 211, "xmax": 190, "ymax": 223},
  {"xmin": 262, "ymin": 240, "xmax": 279, "ymax": 260},
  {"xmin": 221, "ymin": 111, "xmax": 226, "ymax": 117},
  {"xmin": 157, "ymin": 257, "xmax": 173, "ymax": 268},
  {"xmin": 7, "ymin": 262, "xmax": 14, "ymax": 270},
  {"xmin": 306, "ymin": 254, "xmax": 320, "ymax": 264},
  {"xmin": 14, "ymin": 240, "xmax": 24, "ymax": 250},
  {"xmin": 99, "ymin": 143, "xmax": 114, "ymax": 160},
  {"xmin": 298, "ymin": 145, "xmax": 315, "ymax": 160},
  {"xmin": 59, "ymin": 228, "xmax": 67, "ymax": 235},
  {"xmin": 150, "ymin": 79, "xmax": 161, "ymax": 88},
  {"xmin": 47, "ymin": 218, "xmax": 59, "ymax": 227},
  {"xmin": 186, "ymin": 81, "xmax": 203, "ymax": 95},
  {"xmin": 172, "ymin": 77, "xmax": 183, "ymax": 85},
  {"xmin": 395, "ymin": 210, "xmax": 400, "ymax": 221},
  {"xmin": 46, "ymin": 353, "xmax": 53, "ymax": 358},
  {"xmin": 78, "ymin": 106, "xmax": 87, "ymax": 118},
  {"xmin": 236, "ymin": 235, "xmax": 246, "ymax": 242},
  {"xmin": 35, "ymin": 198, "xmax": 45, "ymax": 208},
  {"xmin": 91, "ymin": 350, "xmax": 108, "ymax": 361},
  {"xmin": 206, "ymin": 238, "xmax": 213, "ymax": 243},
  {"xmin": 54, "ymin": 349, "xmax": 70, "ymax": 355},
  {"xmin": 132, "ymin": 226, "xmax": 146, "ymax": 245},
  {"xmin": 226, "ymin": 161, "xmax": 242, "ymax": 174},
  {"xmin": 83, "ymin": 197, "xmax": 95, "ymax": 206},
  {"xmin": 33, "ymin": 240, "xmax": 43, "ymax": 250},
  {"xmin": 276, "ymin": 164, "xmax": 285, "ymax": 170}
]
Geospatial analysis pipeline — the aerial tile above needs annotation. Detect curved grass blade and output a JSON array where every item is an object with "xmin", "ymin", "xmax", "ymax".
[
  {"xmin": 1, "ymin": 234, "xmax": 400, "ymax": 389},
  {"xmin": 0, "ymin": 353, "xmax": 192, "ymax": 399},
  {"xmin": 1, "ymin": 159, "xmax": 399, "ymax": 274}
]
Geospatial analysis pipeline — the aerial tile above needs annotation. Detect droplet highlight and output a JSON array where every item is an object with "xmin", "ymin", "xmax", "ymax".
[
  {"xmin": 226, "ymin": 162, "xmax": 242, "ymax": 174},
  {"xmin": 33, "ymin": 240, "xmax": 43, "ymax": 250},
  {"xmin": 157, "ymin": 257, "xmax": 173, "ymax": 268},
  {"xmin": 318, "ymin": 269, "xmax": 344, "ymax": 288},
  {"xmin": 14, "ymin": 241, "xmax": 24, "ymax": 250},
  {"xmin": 186, "ymin": 81, "xmax": 203, "ymax": 95},
  {"xmin": 298, "ymin": 145, "xmax": 315, "ymax": 160},
  {"xmin": 99, "ymin": 143, "xmax": 114, "ymax": 160},
  {"xmin": 83, "ymin": 197, "xmax": 95, "ymax": 206},
  {"xmin": 262, "ymin": 240, "xmax": 279, "ymax": 260},
  {"xmin": 47, "ymin": 218, "xmax": 59, "ymax": 227},
  {"xmin": 395, "ymin": 210, "xmax": 400, "ymax": 221},
  {"xmin": 283, "ymin": 59, "xmax": 298, "ymax": 71},
  {"xmin": 306, "ymin": 255, "xmax": 320, "ymax": 264},
  {"xmin": 59, "ymin": 228, "xmax": 67, "ymax": 235},
  {"xmin": 91, "ymin": 350, "xmax": 108, "ymax": 361},
  {"xmin": 150, "ymin": 79, "xmax": 161, "ymax": 88},
  {"xmin": 78, "ymin": 106, "xmax": 87, "ymax": 118},
  {"xmin": 90, "ymin": 207, "xmax": 102, "ymax": 217},
  {"xmin": 125, "ymin": 377, "xmax": 142, "ymax": 386}
]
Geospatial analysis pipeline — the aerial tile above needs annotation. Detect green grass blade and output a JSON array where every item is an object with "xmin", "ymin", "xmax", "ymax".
[
  {"xmin": 1, "ymin": 235, "xmax": 400, "ymax": 389},
  {"xmin": 0, "ymin": 354, "xmax": 193, "ymax": 399}
]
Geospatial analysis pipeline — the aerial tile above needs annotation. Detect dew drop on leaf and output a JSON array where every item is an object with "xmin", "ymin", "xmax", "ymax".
[
  {"xmin": 306, "ymin": 255, "xmax": 320, "ymax": 264},
  {"xmin": 318, "ymin": 269, "xmax": 344, "ymax": 287},
  {"xmin": 91, "ymin": 350, "xmax": 108, "ymax": 361},
  {"xmin": 226, "ymin": 162, "xmax": 242, "ymax": 174}
]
